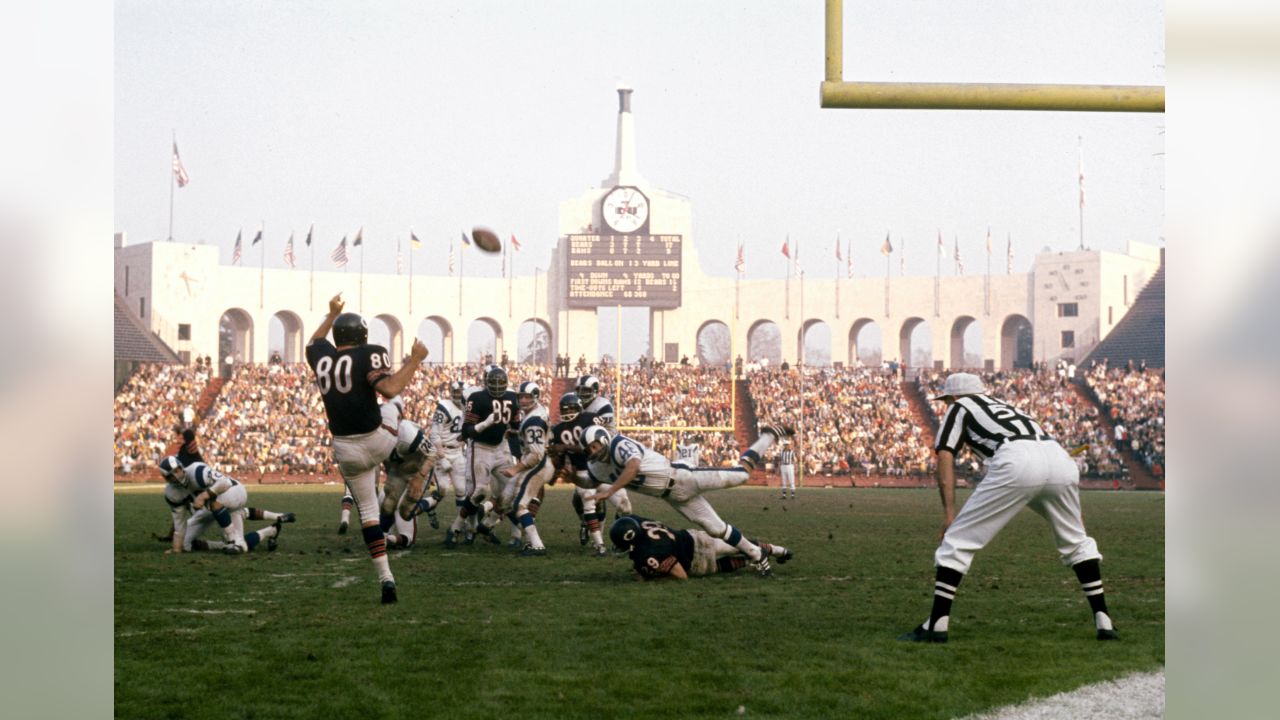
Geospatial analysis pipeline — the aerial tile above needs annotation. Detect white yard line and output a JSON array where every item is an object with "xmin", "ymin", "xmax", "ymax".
[{"xmin": 957, "ymin": 670, "xmax": 1164, "ymax": 720}]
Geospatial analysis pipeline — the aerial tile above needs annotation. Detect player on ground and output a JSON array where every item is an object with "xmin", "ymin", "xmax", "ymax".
[
  {"xmin": 158, "ymin": 456, "xmax": 285, "ymax": 554},
  {"xmin": 898, "ymin": 372, "xmax": 1118, "ymax": 643},
  {"xmin": 583, "ymin": 423, "xmax": 793, "ymax": 576},
  {"xmin": 374, "ymin": 419, "xmax": 436, "ymax": 548},
  {"xmin": 609, "ymin": 515, "xmax": 792, "ymax": 580},
  {"xmin": 306, "ymin": 293, "xmax": 428, "ymax": 604},
  {"xmin": 445, "ymin": 365, "xmax": 520, "ymax": 548},
  {"xmin": 500, "ymin": 381, "xmax": 554, "ymax": 556}
]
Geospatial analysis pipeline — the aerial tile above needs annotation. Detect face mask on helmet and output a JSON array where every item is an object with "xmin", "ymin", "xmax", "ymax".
[
  {"xmin": 558, "ymin": 392, "xmax": 582, "ymax": 422},
  {"xmin": 158, "ymin": 455, "xmax": 184, "ymax": 482},
  {"xmin": 485, "ymin": 367, "xmax": 508, "ymax": 398},
  {"xmin": 517, "ymin": 381, "xmax": 540, "ymax": 412},
  {"xmin": 576, "ymin": 375, "xmax": 600, "ymax": 404},
  {"xmin": 583, "ymin": 426, "xmax": 612, "ymax": 460},
  {"xmin": 449, "ymin": 381, "xmax": 466, "ymax": 406}
]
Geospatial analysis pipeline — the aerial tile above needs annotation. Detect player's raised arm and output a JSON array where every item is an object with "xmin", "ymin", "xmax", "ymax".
[
  {"xmin": 308, "ymin": 293, "xmax": 345, "ymax": 344},
  {"xmin": 373, "ymin": 339, "xmax": 429, "ymax": 398}
]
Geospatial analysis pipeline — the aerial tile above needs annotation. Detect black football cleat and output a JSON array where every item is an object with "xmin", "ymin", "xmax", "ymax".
[
  {"xmin": 897, "ymin": 625, "xmax": 947, "ymax": 643},
  {"xmin": 381, "ymin": 580, "xmax": 398, "ymax": 605},
  {"xmin": 427, "ymin": 509, "xmax": 440, "ymax": 530},
  {"xmin": 1097, "ymin": 628, "xmax": 1120, "ymax": 641},
  {"xmin": 777, "ymin": 548, "xmax": 794, "ymax": 565},
  {"xmin": 337, "ymin": 520, "xmax": 349, "ymax": 535},
  {"xmin": 760, "ymin": 423, "xmax": 795, "ymax": 441},
  {"xmin": 520, "ymin": 545, "xmax": 547, "ymax": 557},
  {"xmin": 280, "ymin": 512, "xmax": 297, "ymax": 524},
  {"xmin": 578, "ymin": 523, "xmax": 589, "ymax": 546}
]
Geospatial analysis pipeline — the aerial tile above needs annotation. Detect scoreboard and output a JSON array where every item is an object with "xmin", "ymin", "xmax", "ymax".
[{"xmin": 565, "ymin": 234, "xmax": 682, "ymax": 308}]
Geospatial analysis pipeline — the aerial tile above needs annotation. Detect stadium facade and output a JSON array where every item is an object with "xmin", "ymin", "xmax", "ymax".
[{"xmin": 115, "ymin": 89, "xmax": 1160, "ymax": 371}]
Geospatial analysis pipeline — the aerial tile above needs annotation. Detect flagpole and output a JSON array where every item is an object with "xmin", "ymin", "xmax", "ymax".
[
  {"xmin": 1078, "ymin": 136, "xmax": 1085, "ymax": 250},
  {"xmin": 884, "ymin": 235, "xmax": 891, "ymax": 318},
  {"xmin": 935, "ymin": 230, "xmax": 941, "ymax": 317},
  {"xmin": 985, "ymin": 230, "xmax": 992, "ymax": 316},
  {"xmin": 168, "ymin": 130, "xmax": 176, "ymax": 242},
  {"xmin": 409, "ymin": 233, "xmax": 414, "ymax": 316},
  {"xmin": 734, "ymin": 249, "xmax": 740, "ymax": 321},
  {"xmin": 359, "ymin": 238, "xmax": 365, "ymax": 314},
  {"xmin": 785, "ymin": 234, "xmax": 791, "ymax": 320},
  {"xmin": 259, "ymin": 222, "xmax": 265, "ymax": 309},
  {"xmin": 507, "ymin": 238, "xmax": 513, "ymax": 318},
  {"xmin": 834, "ymin": 233, "xmax": 839, "ymax": 320},
  {"xmin": 458, "ymin": 237, "xmax": 464, "ymax": 317},
  {"xmin": 308, "ymin": 228, "xmax": 314, "ymax": 312}
]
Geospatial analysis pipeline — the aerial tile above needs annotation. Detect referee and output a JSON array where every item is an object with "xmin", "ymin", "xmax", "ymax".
[
  {"xmin": 778, "ymin": 442, "xmax": 797, "ymax": 500},
  {"xmin": 898, "ymin": 372, "xmax": 1117, "ymax": 643}
]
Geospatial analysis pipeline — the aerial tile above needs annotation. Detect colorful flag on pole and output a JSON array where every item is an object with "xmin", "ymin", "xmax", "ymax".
[
  {"xmin": 410, "ymin": 230, "xmax": 422, "ymax": 249},
  {"xmin": 846, "ymin": 237, "xmax": 853, "ymax": 279},
  {"xmin": 232, "ymin": 230, "xmax": 242, "ymax": 264},
  {"xmin": 880, "ymin": 232, "xmax": 892, "ymax": 255},
  {"xmin": 353, "ymin": 227, "xmax": 363, "ymax": 247},
  {"xmin": 781, "ymin": 237, "xmax": 790, "ymax": 259},
  {"xmin": 448, "ymin": 242, "xmax": 455, "ymax": 275},
  {"xmin": 735, "ymin": 243, "xmax": 745, "ymax": 273},
  {"xmin": 284, "ymin": 234, "xmax": 295, "ymax": 268},
  {"xmin": 461, "ymin": 230, "xmax": 472, "ymax": 247},
  {"xmin": 835, "ymin": 238, "xmax": 842, "ymax": 262},
  {"xmin": 954, "ymin": 238, "xmax": 964, "ymax": 275},
  {"xmin": 985, "ymin": 227, "xmax": 992, "ymax": 254},
  {"xmin": 251, "ymin": 229, "xmax": 262, "ymax": 246},
  {"xmin": 172, "ymin": 142, "xmax": 190, "ymax": 187},
  {"xmin": 1007, "ymin": 235, "xmax": 1014, "ymax": 274},
  {"xmin": 332, "ymin": 237, "xmax": 349, "ymax": 268},
  {"xmin": 937, "ymin": 230, "xmax": 944, "ymax": 255},
  {"xmin": 305, "ymin": 224, "xmax": 313, "ymax": 247},
  {"xmin": 510, "ymin": 234, "xmax": 522, "ymax": 251}
]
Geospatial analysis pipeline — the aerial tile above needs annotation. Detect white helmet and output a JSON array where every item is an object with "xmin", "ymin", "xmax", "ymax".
[
  {"xmin": 582, "ymin": 425, "xmax": 612, "ymax": 460},
  {"xmin": 158, "ymin": 455, "xmax": 184, "ymax": 482},
  {"xmin": 394, "ymin": 421, "xmax": 432, "ymax": 461}
]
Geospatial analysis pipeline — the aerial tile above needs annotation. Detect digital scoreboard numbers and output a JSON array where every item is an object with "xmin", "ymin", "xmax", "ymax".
[{"xmin": 565, "ymin": 234, "xmax": 682, "ymax": 308}]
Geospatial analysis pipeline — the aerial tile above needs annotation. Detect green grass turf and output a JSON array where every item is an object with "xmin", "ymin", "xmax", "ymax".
[{"xmin": 114, "ymin": 484, "xmax": 1164, "ymax": 720}]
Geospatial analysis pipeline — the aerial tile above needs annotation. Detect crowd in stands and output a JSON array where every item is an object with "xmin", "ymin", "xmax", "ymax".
[
  {"xmin": 916, "ymin": 367, "xmax": 1129, "ymax": 479},
  {"xmin": 114, "ymin": 362, "xmax": 210, "ymax": 474},
  {"xmin": 115, "ymin": 355, "xmax": 1164, "ymax": 483},
  {"xmin": 1082, "ymin": 361, "xmax": 1165, "ymax": 475},
  {"xmin": 748, "ymin": 366, "xmax": 935, "ymax": 479}
]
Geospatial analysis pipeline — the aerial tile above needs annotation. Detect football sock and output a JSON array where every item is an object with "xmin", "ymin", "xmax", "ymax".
[
  {"xmin": 721, "ymin": 525, "xmax": 764, "ymax": 561},
  {"xmin": 589, "ymin": 528, "xmax": 604, "ymax": 547},
  {"xmin": 1072, "ymin": 559, "xmax": 1113, "ymax": 629},
  {"xmin": 379, "ymin": 512, "xmax": 396, "ymax": 532},
  {"xmin": 212, "ymin": 507, "xmax": 232, "ymax": 529},
  {"xmin": 928, "ymin": 566, "xmax": 964, "ymax": 633},
  {"xmin": 716, "ymin": 557, "xmax": 749, "ymax": 573},
  {"xmin": 247, "ymin": 508, "xmax": 281, "ymax": 521}
]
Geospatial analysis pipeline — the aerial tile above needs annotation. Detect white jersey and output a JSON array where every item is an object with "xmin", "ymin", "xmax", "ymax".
[
  {"xmin": 675, "ymin": 443, "xmax": 702, "ymax": 467},
  {"xmin": 590, "ymin": 433, "xmax": 675, "ymax": 490},
  {"xmin": 169, "ymin": 462, "xmax": 239, "ymax": 498},
  {"xmin": 516, "ymin": 404, "xmax": 551, "ymax": 468},
  {"xmin": 583, "ymin": 396, "xmax": 616, "ymax": 431},
  {"xmin": 430, "ymin": 398, "xmax": 465, "ymax": 454}
]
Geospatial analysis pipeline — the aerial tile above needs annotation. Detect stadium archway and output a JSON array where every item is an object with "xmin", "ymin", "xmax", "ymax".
[
  {"xmin": 799, "ymin": 319, "xmax": 831, "ymax": 366},
  {"xmin": 1000, "ymin": 314, "xmax": 1034, "ymax": 369},
  {"xmin": 949, "ymin": 316, "xmax": 982, "ymax": 370},
  {"xmin": 218, "ymin": 308, "xmax": 254, "ymax": 376},
  {"xmin": 747, "ymin": 320, "xmax": 782, "ymax": 366},
  {"xmin": 849, "ymin": 318, "xmax": 882, "ymax": 367},
  {"xmin": 373, "ymin": 314, "xmax": 403, "ymax": 364},
  {"xmin": 468, "ymin": 317, "xmax": 503, "ymax": 364},
  {"xmin": 268, "ymin": 310, "xmax": 304, "ymax": 363},
  {"xmin": 517, "ymin": 318, "xmax": 553, "ymax": 365},
  {"xmin": 417, "ymin": 316, "xmax": 453, "ymax": 363},
  {"xmin": 696, "ymin": 320, "xmax": 731, "ymax": 366},
  {"xmin": 899, "ymin": 317, "xmax": 932, "ymax": 368}
]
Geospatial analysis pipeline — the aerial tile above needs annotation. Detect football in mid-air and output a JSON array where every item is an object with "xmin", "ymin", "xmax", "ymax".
[{"xmin": 471, "ymin": 227, "xmax": 502, "ymax": 253}]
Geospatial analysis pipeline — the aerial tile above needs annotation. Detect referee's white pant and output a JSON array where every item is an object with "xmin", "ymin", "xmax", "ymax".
[
  {"xmin": 780, "ymin": 464, "xmax": 796, "ymax": 492},
  {"xmin": 331, "ymin": 403, "xmax": 400, "ymax": 527},
  {"xmin": 936, "ymin": 439, "xmax": 1102, "ymax": 574}
]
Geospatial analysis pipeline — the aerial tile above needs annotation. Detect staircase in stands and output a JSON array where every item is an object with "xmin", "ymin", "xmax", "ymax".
[{"xmin": 1071, "ymin": 379, "xmax": 1161, "ymax": 490}]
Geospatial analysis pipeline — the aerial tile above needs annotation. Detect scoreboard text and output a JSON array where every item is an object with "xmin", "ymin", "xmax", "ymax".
[{"xmin": 565, "ymin": 234, "xmax": 682, "ymax": 308}]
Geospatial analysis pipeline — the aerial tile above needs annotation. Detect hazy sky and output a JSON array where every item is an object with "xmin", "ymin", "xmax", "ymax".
[{"xmin": 115, "ymin": 1, "xmax": 1164, "ymax": 360}]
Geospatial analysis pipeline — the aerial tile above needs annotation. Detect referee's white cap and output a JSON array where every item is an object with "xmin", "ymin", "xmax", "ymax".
[{"xmin": 930, "ymin": 372, "xmax": 986, "ymax": 401}]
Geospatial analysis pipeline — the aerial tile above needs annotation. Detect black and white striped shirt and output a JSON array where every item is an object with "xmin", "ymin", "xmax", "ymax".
[
  {"xmin": 934, "ymin": 394, "xmax": 1049, "ymax": 459},
  {"xmin": 779, "ymin": 448, "xmax": 796, "ymax": 466}
]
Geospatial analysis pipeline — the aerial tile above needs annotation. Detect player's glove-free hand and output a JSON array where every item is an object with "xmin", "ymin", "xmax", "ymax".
[{"xmin": 474, "ymin": 408, "xmax": 502, "ymax": 432}]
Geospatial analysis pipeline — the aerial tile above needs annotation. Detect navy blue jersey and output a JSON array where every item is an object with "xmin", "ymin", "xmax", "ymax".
[
  {"xmin": 176, "ymin": 428, "xmax": 204, "ymax": 466},
  {"xmin": 463, "ymin": 389, "xmax": 521, "ymax": 446},
  {"xmin": 305, "ymin": 339, "xmax": 393, "ymax": 436},
  {"xmin": 627, "ymin": 517, "xmax": 695, "ymax": 580},
  {"xmin": 550, "ymin": 411, "xmax": 603, "ymax": 471}
]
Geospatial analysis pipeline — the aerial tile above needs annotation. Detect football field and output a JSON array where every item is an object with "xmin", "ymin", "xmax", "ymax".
[{"xmin": 114, "ymin": 485, "xmax": 1164, "ymax": 719}]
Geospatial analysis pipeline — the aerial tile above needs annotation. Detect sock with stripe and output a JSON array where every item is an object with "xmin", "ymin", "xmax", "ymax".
[
  {"xmin": 716, "ymin": 556, "xmax": 750, "ymax": 573},
  {"xmin": 361, "ymin": 524, "xmax": 393, "ymax": 583},
  {"xmin": 340, "ymin": 495, "xmax": 353, "ymax": 525},
  {"xmin": 928, "ymin": 566, "xmax": 964, "ymax": 634},
  {"xmin": 1072, "ymin": 559, "xmax": 1114, "ymax": 630},
  {"xmin": 247, "ymin": 508, "xmax": 281, "ymax": 522}
]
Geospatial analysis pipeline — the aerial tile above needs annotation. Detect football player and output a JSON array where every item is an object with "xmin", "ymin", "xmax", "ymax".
[
  {"xmin": 572, "ymin": 374, "xmax": 628, "ymax": 542},
  {"xmin": 158, "ymin": 456, "xmax": 284, "ymax": 554},
  {"xmin": 583, "ymin": 422, "xmax": 794, "ymax": 577},
  {"xmin": 375, "ymin": 419, "xmax": 437, "ymax": 548},
  {"xmin": 675, "ymin": 433, "xmax": 702, "ymax": 467},
  {"xmin": 609, "ymin": 515, "xmax": 793, "ymax": 580},
  {"xmin": 549, "ymin": 392, "xmax": 629, "ymax": 556},
  {"xmin": 305, "ymin": 293, "xmax": 429, "ymax": 604},
  {"xmin": 500, "ymin": 381, "xmax": 554, "ymax": 556},
  {"xmin": 426, "ymin": 380, "xmax": 468, "ymax": 530},
  {"xmin": 446, "ymin": 365, "xmax": 521, "ymax": 547}
]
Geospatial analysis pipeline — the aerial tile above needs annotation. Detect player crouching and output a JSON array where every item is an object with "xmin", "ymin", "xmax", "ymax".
[
  {"xmin": 609, "ymin": 515, "xmax": 793, "ymax": 580},
  {"xmin": 159, "ymin": 456, "xmax": 289, "ymax": 554}
]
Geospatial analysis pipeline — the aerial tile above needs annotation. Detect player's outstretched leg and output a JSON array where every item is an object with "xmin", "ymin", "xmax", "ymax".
[{"xmin": 739, "ymin": 423, "xmax": 794, "ymax": 470}]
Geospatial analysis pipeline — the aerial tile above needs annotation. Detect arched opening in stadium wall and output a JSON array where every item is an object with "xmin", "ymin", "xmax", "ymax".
[
  {"xmin": 267, "ymin": 310, "xmax": 304, "ymax": 364},
  {"xmin": 747, "ymin": 320, "xmax": 782, "ymax": 366},
  {"xmin": 799, "ymin": 319, "xmax": 831, "ymax": 366},
  {"xmin": 950, "ymin": 315, "xmax": 984, "ymax": 370},
  {"xmin": 517, "ymin": 319, "xmax": 553, "ymax": 364},
  {"xmin": 899, "ymin": 317, "xmax": 933, "ymax": 368},
  {"xmin": 1001, "ymin": 314, "xmax": 1034, "ymax": 369},
  {"xmin": 219, "ymin": 308, "xmax": 254, "ymax": 376},
  {"xmin": 696, "ymin": 320, "xmax": 730, "ymax": 366},
  {"xmin": 849, "ymin": 318, "xmax": 882, "ymax": 367},
  {"xmin": 417, "ymin": 317, "xmax": 453, "ymax": 364},
  {"xmin": 372, "ymin": 314, "xmax": 403, "ymax": 364},
  {"xmin": 468, "ymin": 317, "xmax": 503, "ymax": 364}
]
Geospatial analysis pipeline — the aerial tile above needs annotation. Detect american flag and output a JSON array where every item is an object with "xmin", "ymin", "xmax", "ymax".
[
  {"xmin": 172, "ymin": 142, "xmax": 189, "ymax": 187},
  {"xmin": 780, "ymin": 236, "xmax": 790, "ymax": 259},
  {"xmin": 846, "ymin": 238, "xmax": 853, "ymax": 279},
  {"xmin": 448, "ymin": 242, "xmax": 455, "ymax": 275},
  {"xmin": 954, "ymin": 237, "xmax": 964, "ymax": 275},
  {"xmin": 735, "ymin": 243, "xmax": 744, "ymax": 273},
  {"xmin": 284, "ymin": 234, "xmax": 295, "ymax": 268},
  {"xmin": 232, "ymin": 230, "xmax": 242, "ymax": 264},
  {"xmin": 510, "ymin": 234, "xmax": 522, "ymax": 251},
  {"xmin": 332, "ymin": 237, "xmax": 348, "ymax": 268}
]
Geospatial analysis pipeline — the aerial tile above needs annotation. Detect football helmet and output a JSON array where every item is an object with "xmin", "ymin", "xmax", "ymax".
[
  {"xmin": 449, "ymin": 380, "xmax": 466, "ymax": 406},
  {"xmin": 331, "ymin": 312, "xmax": 368, "ymax": 346},
  {"xmin": 485, "ymin": 366, "xmax": 508, "ymax": 398},
  {"xmin": 158, "ymin": 455, "xmax": 184, "ymax": 482},
  {"xmin": 576, "ymin": 374, "xmax": 601, "ymax": 404},
  {"xmin": 609, "ymin": 515, "xmax": 642, "ymax": 551},
  {"xmin": 582, "ymin": 425, "xmax": 612, "ymax": 460},
  {"xmin": 558, "ymin": 392, "xmax": 583, "ymax": 423},
  {"xmin": 517, "ymin": 381, "xmax": 541, "ymax": 412}
]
